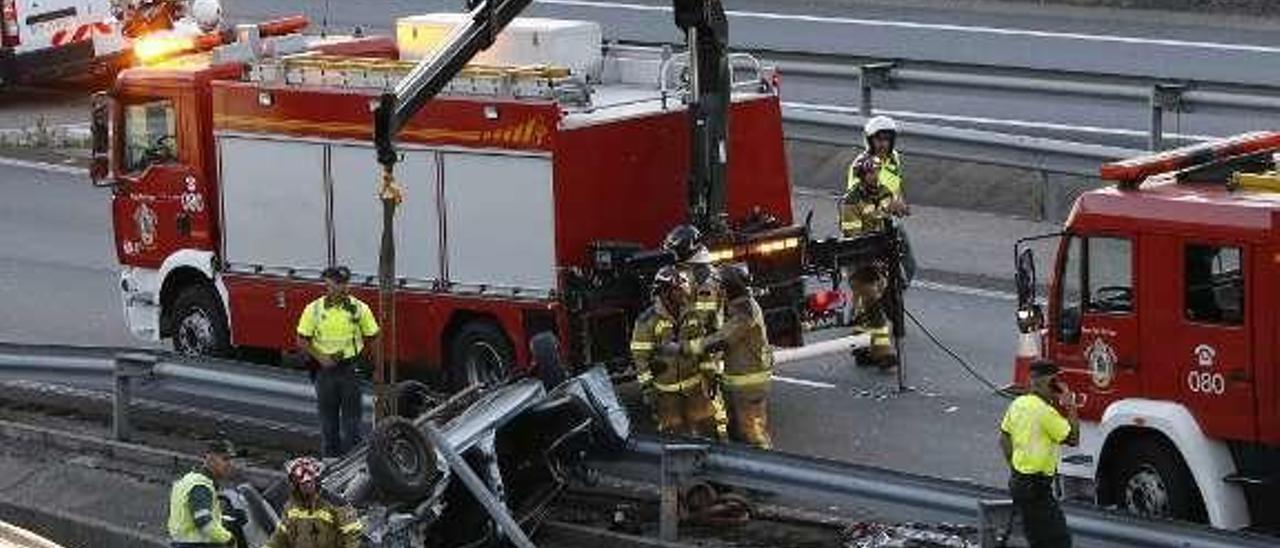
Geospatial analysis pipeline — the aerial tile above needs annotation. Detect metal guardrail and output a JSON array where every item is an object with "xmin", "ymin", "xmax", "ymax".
[
  {"xmin": 782, "ymin": 105, "xmax": 1142, "ymax": 178},
  {"xmin": 621, "ymin": 437, "xmax": 1280, "ymax": 548},
  {"xmin": 776, "ymin": 59, "xmax": 1280, "ymax": 153},
  {"xmin": 0, "ymin": 342, "xmax": 1275, "ymax": 547}
]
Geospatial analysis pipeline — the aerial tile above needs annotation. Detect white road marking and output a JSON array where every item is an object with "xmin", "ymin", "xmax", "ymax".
[
  {"xmin": 0, "ymin": 156, "xmax": 87, "ymax": 176},
  {"xmin": 536, "ymin": 0, "xmax": 1280, "ymax": 53},
  {"xmin": 786, "ymin": 102, "xmax": 1218, "ymax": 143},
  {"xmin": 913, "ymin": 280, "xmax": 1017, "ymax": 301},
  {"xmin": 772, "ymin": 375, "xmax": 837, "ymax": 389}
]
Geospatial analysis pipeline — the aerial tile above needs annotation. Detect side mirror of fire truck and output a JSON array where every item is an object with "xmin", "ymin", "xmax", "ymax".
[
  {"xmin": 1015, "ymin": 248, "xmax": 1042, "ymax": 333},
  {"xmin": 89, "ymin": 92, "xmax": 111, "ymax": 186}
]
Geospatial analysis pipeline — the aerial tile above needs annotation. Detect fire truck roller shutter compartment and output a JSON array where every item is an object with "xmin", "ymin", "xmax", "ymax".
[
  {"xmin": 441, "ymin": 151, "xmax": 555, "ymax": 292},
  {"xmin": 218, "ymin": 136, "xmax": 329, "ymax": 272},
  {"xmin": 330, "ymin": 144, "xmax": 441, "ymax": 281}
]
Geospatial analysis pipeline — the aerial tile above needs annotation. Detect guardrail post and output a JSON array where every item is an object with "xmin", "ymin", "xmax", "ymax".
[
  {"xmin": 858, "ymin": 62, "xmax": 896, "ymax": 117},
  {"xmin": 659, "ymin": 443, "xmax": 708, "ymax": 542},
  {"xmin": 1031, "ymin": 171, "xmax": 1048, "ymax": 222},
  {"xmin": 1149, "ymin": 83, "xmax": 1187, "ymax": 151},
  {"xmin": 113, "ymin": 353, "xmax": 157, "ymax": 441}
]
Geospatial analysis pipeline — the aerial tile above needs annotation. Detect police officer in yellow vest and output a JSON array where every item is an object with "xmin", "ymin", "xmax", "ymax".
[
  {"xmin": 1000, "ymin": 360, "xmax": 1079, "ymax": 548},
  {"xmin": 630, "ymin": 266, "xmax": 724, "ymax": 440},
  {"xmin": 296, "ymin": 266, "xmax": 380, "ymax": 458},
  {"xmin": 662, "ymin": 225, "xmax": 730, "ymax": 437},
  {"xmin": 848, "ymin": 115, "xmax": 916, "ymax": 284},
  {"xmin": 840, "ymin": 155, "xmax": 906, "ymax": 368},
  {"xmin": 682, "ymin": 265, "xmax": 773, "ymax": 448},
  {"xmin": 167, "ymin": 439, "xmax": 237, "ymax": 547}
]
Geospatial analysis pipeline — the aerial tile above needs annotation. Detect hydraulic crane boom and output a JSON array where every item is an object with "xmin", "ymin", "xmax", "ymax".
[
  {"xmin": 674, "ymin": 0, "xmax": 730, "ymax": 235},
  {"xmin": 369, "ymin": 0, "xmax": 532, "ymax": 404}
]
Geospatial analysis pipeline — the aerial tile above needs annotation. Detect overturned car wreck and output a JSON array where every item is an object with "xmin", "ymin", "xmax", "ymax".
[{"xmin": 231, "ymin": 367, "xmax": 631, "ymax": 547}]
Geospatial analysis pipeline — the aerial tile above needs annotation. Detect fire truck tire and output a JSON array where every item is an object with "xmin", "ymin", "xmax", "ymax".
[
  {"xmin": 366, "ymin": 417, "xmax": 440, "ymax": 501},
  {"xmin": 170, "ymin": 284, "xmax": 231, "ymax": 357},
  {"xmin": 1110, "ymin": 436, "xmax": 1207, "ymax": 523},
  {"xmin": 448, "ymin": 321, "xmax": 513, "ymax": 391}
]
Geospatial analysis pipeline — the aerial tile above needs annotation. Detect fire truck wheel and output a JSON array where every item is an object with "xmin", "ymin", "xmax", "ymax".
[
  {"xmin": 448, "ymin": 321, "xmax": 513, "ymax": 391},
  {"xmin": 1111, "ymin": 436, "xmax": 1206, "ymax": 523},
  {"xmin": 171, "ymin": 285, "xmax": 231, "ymax": 357},
  {"xmin": 367, "ymin": 417, "xmax": 440, "ymax": 501}
]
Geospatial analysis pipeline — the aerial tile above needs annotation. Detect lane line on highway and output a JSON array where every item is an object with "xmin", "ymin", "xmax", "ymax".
[
  {"xmin": 0, "ymin": 156, "xmax": 86, "ymax": 176},
  {"xmin": 537, "ymin": 0, "xmax": 1280, "ymax": 53},
  {"xmin": 772, "ymin": 375, "xmax": 837, "ymax": 389},
  {"xmin": 913, "ymin": 280, "xmax": 1017, "ymax": 301}
]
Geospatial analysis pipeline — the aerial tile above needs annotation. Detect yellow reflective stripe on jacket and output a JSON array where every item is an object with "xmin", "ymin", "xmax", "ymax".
[
  {"xmin": 635, "ymin": 371, "xmax": 653, "ymax": 386},
  {"xmin": 286, "ymin": 507, "xmax": 334, "ymax": 523},
  {"xmin": 340, "ymin": 520, "xmax": 363, "ymax": 534},
  {"xmin": 723, "ymin": 370, "xmax": 772, "ymax": 389},
  {"xmin": 653, "ymin": 376, "xmax": 703, "ymax": 393},
  {"xmin": 694, "ymin": 301, "xmax": 719, "ymax": 311},
  {"xmin": 630, "ymin": 341, "xmax": 654, "ymax": 351}
]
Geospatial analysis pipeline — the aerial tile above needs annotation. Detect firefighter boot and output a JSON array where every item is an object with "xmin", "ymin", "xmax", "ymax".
[{"xmin": 727, "ymin": 390, "xmax": 772, "ymax": 449}]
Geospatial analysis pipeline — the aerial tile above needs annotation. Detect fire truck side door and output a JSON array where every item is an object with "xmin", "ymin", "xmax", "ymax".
[
  {"xmin": 1169, "ymin": 241, "xmax": 1256, "ymax": 440},
  {"xmin": 1049, "ymin": 234, "xmax": 1139, "ymax": 417}
]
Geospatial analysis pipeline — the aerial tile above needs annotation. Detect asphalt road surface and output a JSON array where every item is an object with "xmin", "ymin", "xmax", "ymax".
[
  {"xmin": 0, "ymin": 159, "xmax": 1019, "ymax": 488},
  {"xmin": 216, "ymin": 0, "xmax": 1280, "ymax": 147}
]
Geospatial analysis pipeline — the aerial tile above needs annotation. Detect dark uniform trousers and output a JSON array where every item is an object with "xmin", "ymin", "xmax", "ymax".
[
  {"xmin": 1010, "ymin": 472, "xmax": 1072, "ymax": 548},
  {"xmin": 315, "ymin": 358, "xmax": 364, "ymax": 458}
]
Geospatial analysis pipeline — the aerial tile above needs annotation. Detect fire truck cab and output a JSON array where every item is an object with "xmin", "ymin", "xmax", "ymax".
[
  {"xmin": 1013, "ymin": 132, "xmax": 1280, "ymax": 529},
  {"xmin": 94, "ymin": 13, "xmax": 802, "ymax": 387}
]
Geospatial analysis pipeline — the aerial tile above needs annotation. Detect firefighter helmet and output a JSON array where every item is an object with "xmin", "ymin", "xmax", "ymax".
[
  {"xmin": 286, "ymin": 456, "xmax": 324, "ymax": 488},
  {"xmin": 651, "ymin": 266, "xmax": 690, "ymax": 300},
  {"xmin": 719, "ymin": 264, "xmax": 751, "ymax": 299},
  {"xmin": 662, "ymin": 224, "xmax": 705, "ymax": 263},
  {"xmin": 864, "ymin": 115, "xmax": 898, "ymax": 138},
  {"xmin": 853, "ymin": 155, "xmax": 880, "ymax": 183}
]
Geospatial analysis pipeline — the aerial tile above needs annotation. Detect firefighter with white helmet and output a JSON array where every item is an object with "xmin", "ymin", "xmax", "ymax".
[
  {"xmin": 849, "ymin": 115, "xmax": 915, "ymax": 282},
  {"xmin": 630, "ymin": 265, "xmax": 723, "ymax": 440}
]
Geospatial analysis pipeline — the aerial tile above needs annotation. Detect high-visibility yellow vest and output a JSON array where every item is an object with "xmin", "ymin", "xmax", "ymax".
[
  {"xmin": 1000, "ymin": 394, "xmax": 1072, "ymax": 476},
  {"xmin": 167, "ymin": 471, "xmax": 231, "ymax": 544}
]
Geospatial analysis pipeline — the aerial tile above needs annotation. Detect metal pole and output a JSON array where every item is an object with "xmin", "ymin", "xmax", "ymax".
[
  {"xmin": 1032, "ymin": 171, "xmax": 1048, "ymax": 222},
  {"xmin": 422, "ymin": 423, "xmax": 536, "ymax": 548},
  {"xmin": 859, "ymin": 78, "xmax": 873, "ymax": 117},
  {"xmin": 659, "ymin": 448, "xmax": 679, "ymax": 542},
  {"xmin": 113, "ymin": 367, "xmax": 131, "ymax": 441},
  {"xmin": 1149, "ymin": 94, "xmax": 1164, "ymax": 152},
  {"xmin": 113, "ymin": 353, "xmax": 156, "ymax": 442}
]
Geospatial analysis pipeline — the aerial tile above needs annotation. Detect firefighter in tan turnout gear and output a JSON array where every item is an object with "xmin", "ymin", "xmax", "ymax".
[
  {"xmin": 662, "ymin": 224, "xmax": 730, "ymax": 439},
  {"xmin": 682, "ymin": 265, "xmax": 774, "ymax": 448},
  {"xmin": 840, "ymin": 155, "xmax": 907, "ymax": 368},
  {"xmin": 631, "ymin": 266, "xmax": 725, "ymax": 440}
]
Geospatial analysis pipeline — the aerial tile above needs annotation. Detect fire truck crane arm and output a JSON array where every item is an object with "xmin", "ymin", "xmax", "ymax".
[{"xmin": 373, "ymin": 0, "xmax": 533, "ymax": 168}]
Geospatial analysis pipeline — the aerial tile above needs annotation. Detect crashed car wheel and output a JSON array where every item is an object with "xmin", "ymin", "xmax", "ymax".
[
  {"xmin": 367, "ymin": 417, "xmax": 440, "ymax": 501},
  {"xmin": 392, "ymin": 380, "xmax": 443, "ymax": 420}
]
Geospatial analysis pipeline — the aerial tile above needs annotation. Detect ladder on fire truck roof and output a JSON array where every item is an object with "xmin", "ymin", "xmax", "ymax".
[
  {"xmin": 1100, "ymin": 131, "xmax": 1280, "ymax": 189},
  {"xmin": 249, "ymin": 53, "xmax": 589, "ymax": 103}
]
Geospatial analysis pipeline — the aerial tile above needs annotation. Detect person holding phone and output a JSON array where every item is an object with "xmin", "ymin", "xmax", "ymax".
[
  {"xmin": 999, "ymin": 360, "xmax": 1079, "ymax": 548},
  {"xmin": 296, "ymin": 266, "xmax": 379, "ymax": 458}
]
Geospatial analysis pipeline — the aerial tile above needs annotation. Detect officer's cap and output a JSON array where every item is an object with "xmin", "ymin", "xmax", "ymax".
[
  {"xmin": 1029, "ymin": 360, "xmax": 1060, "ymax": 378},
  {"xmin": 322, "ymin": 265, "xmax": 351, "ymax": 283}
]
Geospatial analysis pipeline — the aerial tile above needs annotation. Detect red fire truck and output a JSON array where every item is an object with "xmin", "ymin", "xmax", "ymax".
[
  {"xmin": 90, "ymin": 8, "xmax": 870, "ymax": 389},
  {"xmin": 1012, "ymin": 132, "xmax": 1280, "ymax": 529}
]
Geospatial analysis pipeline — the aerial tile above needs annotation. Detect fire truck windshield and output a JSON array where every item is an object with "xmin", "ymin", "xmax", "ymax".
[{"xmin": 122, "ymin": 99, "xmax": 177, "ymax": 173}]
